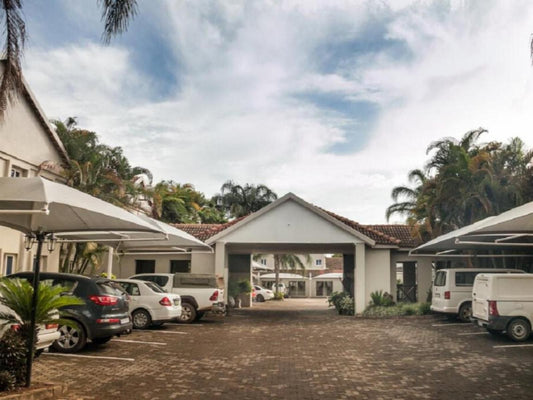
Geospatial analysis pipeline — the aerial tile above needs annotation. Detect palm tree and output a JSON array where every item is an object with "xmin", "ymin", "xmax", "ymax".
[
  {"xmin": 214, "ymin": 180, "xmax": 278, "ymax": 219},
  {"xmin": 0, "ymin": 278, "xmax": 84, "ymax": 386},
  {"xmin": 0, "ymin": 1, "xmax": 138, "ymax": 119}
]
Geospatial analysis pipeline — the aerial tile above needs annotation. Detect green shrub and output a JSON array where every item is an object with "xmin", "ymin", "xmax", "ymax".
[
  {"xmin": 237, "ymin": 279, "xmax": 252, "ymax": 295},
  {"xmin": 418, "ymin": 302, "xmax": 431, "ymax": 315},
  {"xmin": 0, "ymin": 371, "xmax": 16, "ymax": 392},
  {"xmin": 273, "ymin": 292, "xmax": 284, "ymax": 300},
  {"xmin": 369, "ymin": 290, "xmax": 395, "ymax": 307},
  {"xmin": 328, "ymin": 291, "xmax": 355, "ymax": 315},
  {"xmin": 362, "ymin": 302, "xmax": 432, "ymax": 317},
  {"xmin": 0, "ymin": 329, "xmax": 27, "ymax": 388}
]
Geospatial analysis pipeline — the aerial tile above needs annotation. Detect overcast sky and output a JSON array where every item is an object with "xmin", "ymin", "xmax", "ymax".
[{"xmin": 22, "ymin": 0, "xmax": 533, "ymax": 223}]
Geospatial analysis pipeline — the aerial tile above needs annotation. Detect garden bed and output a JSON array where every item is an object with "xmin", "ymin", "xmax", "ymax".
[{"xmin": 0, "ymin": 382, "xmax": 67, "ymax": 400}]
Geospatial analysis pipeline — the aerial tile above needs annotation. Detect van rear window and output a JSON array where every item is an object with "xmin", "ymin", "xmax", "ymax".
[{"xmin": 434, "ymin": 271, "xmax": 446, "ymax": 286}]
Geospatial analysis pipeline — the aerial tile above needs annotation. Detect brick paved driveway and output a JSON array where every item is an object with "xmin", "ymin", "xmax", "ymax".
[{"xmin": 33, "ymin": 299, "xmax": 533, "ymax": 399}]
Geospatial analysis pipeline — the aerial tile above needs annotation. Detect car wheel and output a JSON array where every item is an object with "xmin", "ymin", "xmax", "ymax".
[
  {"xmin": 507, "ymin": 318, "xmax": 531, "ymax": 342},
  {"xmin": 92, "ymin": 336, "xmax": 113, "ymax": 345},
  {"xmin": 458, "ymin": 302, "xmax": 472, "ymax": 322},
  {"xmin": 256, "ymin": 294, "xmax": 265, "ymax": 302},
  {"xmin": 132, "ymin": 309, "xmax": 152, "ymax": 329},
  {"xmin": 179, "ymin": 302, "xmax": 197, "ymax": 324},
  {"xmin": 52, "ymin": 320, "xmax": 87, "ymax": 353}
]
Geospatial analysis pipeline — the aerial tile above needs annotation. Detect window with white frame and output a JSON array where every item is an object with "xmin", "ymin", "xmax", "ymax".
[
  {"xmin": 10, "ymin": 166, "xmax": 26, "ymax": 178},
  {"xmin": 315, "ymin": 259, "xmax": 323, "ymax": 266},
  {"xmin": 260, "ymin": 258, "xmax": 267, "ymax": 265},
  {"xmin": 3, "ymin": 254, "xmax": 16, "ymax": 276}
]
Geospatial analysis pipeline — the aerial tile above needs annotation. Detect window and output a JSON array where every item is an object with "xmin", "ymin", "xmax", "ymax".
[
  {"xmin": 3, "ymin": 254, "xmax": 15, "ymax": 275},
  {"xmin": 455, "ymin": 272, "xmax": 478, "ymax": 286},
  {"xmin": 135, "ymin": 260, "xmax": 155, "ymax": 274},
  {"xmin": 434, "ymin": 271, "xmax": 446, "ymax": 286},
  {"xmin": 260, "ymin": 258, "xmax": 267, "ymax": 265},
  {"xmin": 170, "ymin": 260, "xmax": 190, "ymax": 273},
  {"xmin": 10, "ymin": 166, "xmax": 25, "ymax": 178},
  {"xmin": 42, "ymin": 278, "xmax": 78, "ymax": 295},
  {"xmin": 135, "ymin": 275, "xmax": 170, "ymax": 288},
  {"xmin": 144, "ymin": 281, "xmax": 166, "ymax": 293},
  {"xmin": 120, "ymin": 282, "xmax": 140, "ymax": 296},
  {"xmin": 315, "ymin": 259, "xmax": 323, "ymax": 266}
]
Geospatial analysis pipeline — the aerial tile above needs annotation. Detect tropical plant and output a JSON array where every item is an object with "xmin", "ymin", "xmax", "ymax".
[
  {"xmin": 387, "ymin": 129, "xmax": 533, "ymax": 240},
  {"xmin": 0, "ymin": 330, "xmax": 25, "ymax": 389},
  {"xmin": 213, "ymin": 180, "xmax": 278, "ymax": 219},
  {"xmin": 369, "ymin": 290, "xmax": 394, "ymax": 307},
  {"xmin": 327, "ymin": 291, "xmax": 354, "ymax": 315},
  {"xmin": 254, "ymin": 253, "xmax": 310, "ymax": 296},
  {"xmin": 0, "ymin": 0, "xmax": 138, "ymax": 119},
  {"xmin": 0, "ymin": 278, "xmax": 84, "ymax": 348}
]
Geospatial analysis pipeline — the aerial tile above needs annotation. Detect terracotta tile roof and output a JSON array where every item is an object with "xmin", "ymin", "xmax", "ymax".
[
  {"xmin": 365, "ymin": 225, "xmax": 422, "ymax": 248},
  {"xmin": 321, "ymin": 209, "xmax": 401, "ymax": 246},
  {"xmin": 174, "ymin": 216, "xmax": 246, "ymax": 241},
  {"xmin": 174, "ymin": 208, "xmax": 420, "ymax": 249}
]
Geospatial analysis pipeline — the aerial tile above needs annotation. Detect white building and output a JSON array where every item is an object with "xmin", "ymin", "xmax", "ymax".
[{"xmin": 0, "ymin": 69, "xmax": 69, "ymax": 276}]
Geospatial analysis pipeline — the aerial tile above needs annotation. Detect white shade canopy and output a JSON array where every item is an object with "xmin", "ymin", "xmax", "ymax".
[
  {"xmin": 0, "ymin": 177, "xmax": 164, "ymax": 236},
  {"xmin": 411, "ymin": 200, "xmax": 533, "ymax": 255}
]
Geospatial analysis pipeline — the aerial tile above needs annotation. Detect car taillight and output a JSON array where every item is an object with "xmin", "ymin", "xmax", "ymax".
[
  {"xmin": 159, "ymin": 297, "xmax": 172, "ymax": 306},
  {"xmin": 45, "ymin": 323, "xmax": 59, "ymax": 330},
  {"xmin": 10, "ymin": 324, "xmax": 21, "ymax": 331},
  {"xmin": 89, "ymin": 295, "xmax": 119, "ymax": 306},
  {"xmin": 96, "ymin": 318, "xmax": 120, "ymax": 324},
  {"xmin": 209, "ymin": 290, "xmax": 219, "ymax": 301},
  {"xmin": 488, "ymin": 301, "xmax": 499, "ymax": 316},
  {"xmin": 444, "ymin": 291, "xmax": 450, "ymax": 300}
]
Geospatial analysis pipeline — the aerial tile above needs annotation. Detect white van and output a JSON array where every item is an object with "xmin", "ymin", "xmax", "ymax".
[
  {"xmin": 472, "ymin": 273, "xmax": 533, "ymax": 341},
  {"xmin": 431, "ymin": 268, "xmax": 523, "ymax": 322}
]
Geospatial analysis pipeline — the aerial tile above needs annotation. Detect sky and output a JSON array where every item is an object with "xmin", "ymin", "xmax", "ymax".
[{"xmin": 20, "ymin": 0, "xmax": 533, "ymax": 224}]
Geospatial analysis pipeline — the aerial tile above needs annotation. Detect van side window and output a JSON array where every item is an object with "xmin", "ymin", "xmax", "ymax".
[
  {"xmin": 455, "ymin": 272, "xmax": 478, "ymax": 286},
  {"xmin": 434, "ymin": 271, "xmax": 446, "ymax": 286}
]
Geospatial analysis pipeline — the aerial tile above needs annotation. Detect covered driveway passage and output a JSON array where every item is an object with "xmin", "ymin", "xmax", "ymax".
[{"xmin": 203, "ymin": 193, "xmax": 432, "ymax": 313}]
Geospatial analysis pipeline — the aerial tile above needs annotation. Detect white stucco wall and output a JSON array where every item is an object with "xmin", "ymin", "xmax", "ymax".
[
  {"xmin": 363, "ymin": 249, "xmax": 392, "ymax": 308},
  {"xmin": 0, "ymin": 82, "xmax": 65, "ymax": 276},
  {"xmin": 191, "ymin": 252, "xmax": 216, "ymax": 274},
  {"xmin": 213, "ymin": 200, "xmax": 364, "ymax": 245}
]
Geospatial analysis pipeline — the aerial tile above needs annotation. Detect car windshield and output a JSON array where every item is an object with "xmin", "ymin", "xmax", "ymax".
[{"xmin": 144, "ymin": 281, "xmax": 166, "ymax": 293}]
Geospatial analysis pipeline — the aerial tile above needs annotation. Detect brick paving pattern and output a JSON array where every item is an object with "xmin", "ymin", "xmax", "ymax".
[{"xmin": 32, "ymin": 299, "xmax": 533, "ymax": 399}]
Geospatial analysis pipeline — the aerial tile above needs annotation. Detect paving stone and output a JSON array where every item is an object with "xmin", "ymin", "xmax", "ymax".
[{"xmin": 31, "ymin": 299, "xmax": 533, "ymax": 399}]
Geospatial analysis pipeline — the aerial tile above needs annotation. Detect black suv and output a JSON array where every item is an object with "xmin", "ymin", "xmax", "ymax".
[{"xmin": 9, "ymin": 272, "xmax": 132, "ymax": 353}]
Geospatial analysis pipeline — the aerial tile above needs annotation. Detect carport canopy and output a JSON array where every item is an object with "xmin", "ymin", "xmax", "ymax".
[{"xmin": 411, "ymin": 200, "xmax": 533, "ymax": 256}]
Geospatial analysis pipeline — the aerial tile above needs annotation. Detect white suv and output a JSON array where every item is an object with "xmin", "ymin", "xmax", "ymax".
[{"xmin": 431, "ymin": 268, "xmax": 524, "ymax": 322}]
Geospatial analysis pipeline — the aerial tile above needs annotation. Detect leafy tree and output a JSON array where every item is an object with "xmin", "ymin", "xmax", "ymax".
[
  {"xmin": 387, "ymin": 128, "xmax": 533, "ymax": 240},
  {"xmin": 213, "ymin": 180, "xmax": 278, "ymax": 219},
  {"xmin": 0, "ymin": 0, "xmax": 138, "ymax": 119}
]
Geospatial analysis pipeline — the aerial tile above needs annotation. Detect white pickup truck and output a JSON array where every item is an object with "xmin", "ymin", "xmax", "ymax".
[{"xmin": 129, "ymin": 273, "xmax": 225, "ymax": 323}]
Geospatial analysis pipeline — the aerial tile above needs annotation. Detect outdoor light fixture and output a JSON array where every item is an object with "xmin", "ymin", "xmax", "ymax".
[
  {"xmin": 24, "ymin": 234, "xmax": 36, "ymax": 251},
  {"xmin": 46, "ymin": 234, "xmax": 57, "ymax": 252}
]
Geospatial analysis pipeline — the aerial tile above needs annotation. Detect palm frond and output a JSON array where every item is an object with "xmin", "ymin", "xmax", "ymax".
[{"xmin": 99, "ymin": 0, "xmax": 138, "ymax": 43}]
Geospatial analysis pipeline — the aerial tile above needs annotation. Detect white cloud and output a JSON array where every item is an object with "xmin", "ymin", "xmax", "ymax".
[{"xmin": 22, "ymin": 1, "xmax": 533, "ymax": 225}]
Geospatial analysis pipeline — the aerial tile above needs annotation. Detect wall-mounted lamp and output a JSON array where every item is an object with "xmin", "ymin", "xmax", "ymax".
[
  {"xmin": 24, "ymin": 234, "xmax": 36, "ymax": 251},
  {"xmin": 47, "ymin": 234, "xmax": 57, "ymax": 252}
]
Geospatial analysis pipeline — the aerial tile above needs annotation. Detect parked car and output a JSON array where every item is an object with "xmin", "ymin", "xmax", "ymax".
[
  {"xmin": 253, "ymin": 285, "xmax": 274, "ymax": 302},
  {"xmin": 114, "ymin": 279, "xmax": 182, "ymax": 329},
  {"xmin": 129, "ymin": 273, "xmax": 225, "ymax": 324},
  {"xmin": 0, "ymin": 299, "xmax": 60, "ymax": 355},
  {"xmin": 9, "ymin": 272, "xmax": 132, "ymax": 353},
  {"xmin": 270, "ymin": 283, "xmax": 288, "ymax": 297},
  {"xmin": 472, "ymin": 273, "xmax": 533, "ymax": 341},
  {"xmin": 431, "ymin": 268, "xmax": 524, "ymax": 322}
]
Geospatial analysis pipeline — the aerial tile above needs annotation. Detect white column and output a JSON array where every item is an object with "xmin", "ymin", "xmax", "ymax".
[
  {"xmin": 214, "ymin": 242, "xmax": 228, "ymax": 303},
  {"xmin": 106, "ymin": 246, "xmax": 114, "ymax": 278},
  {"xmin": 355, "ymin": 242, "xmax": 366, "ymax": 314}
]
